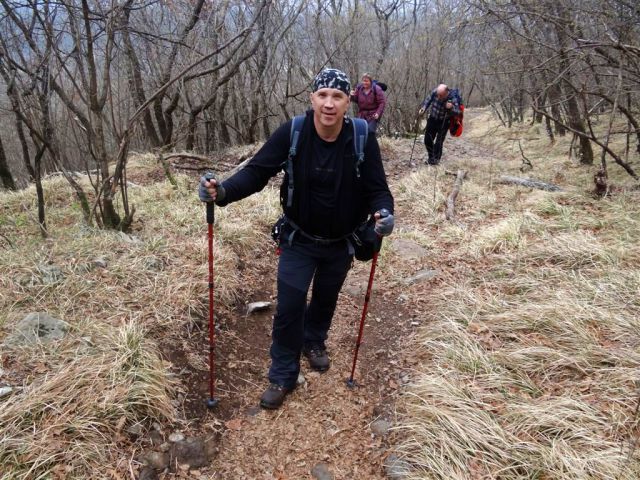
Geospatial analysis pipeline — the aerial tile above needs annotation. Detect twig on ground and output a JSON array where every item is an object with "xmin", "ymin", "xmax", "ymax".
[
  {"xmin": 518, "ymin": 140, "xmax": 534, "ymax": 172},
  {"xmin": 163, "ymin": 152, "xmax": 211, "ymax": 163},
  {"xmin": 0, "ymin": 233, "xmax": 14, "ymax": 248},
  {"xmin": 165, "ymin": 151, "xmax": 256, "ymax": 176}
]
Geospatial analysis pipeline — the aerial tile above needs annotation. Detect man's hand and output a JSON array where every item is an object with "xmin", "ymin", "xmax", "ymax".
[
  {"xmin": 374, "ymin": 208, "xmax": 394, "ymax": 236},
  {"xmin": 350, "ymin": 89, "xmax": 356, "ymax": 97},
  {"xmin": 199, "ymin": 174, "xmax": 225, "ymax": 203},
  {"xmin": 418, "ymin": 107, "xmax": 425, "ymax": 115},
  {"xmin": 445, "ymin": 102, "xmax": 453, "ymax": 109},
  {"xmin": 373, "ymin": 113, "xmax": 379, "ymax": 120}
]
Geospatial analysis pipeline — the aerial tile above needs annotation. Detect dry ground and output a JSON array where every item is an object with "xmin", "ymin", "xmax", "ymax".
[{"xmin": 1, "ymin": 109, "xmax": 639, "ymax": 479}]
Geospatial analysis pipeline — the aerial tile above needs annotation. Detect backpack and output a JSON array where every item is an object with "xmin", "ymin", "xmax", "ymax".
[
  {"xmin": 448, "ymin": 88, "xmax": 464, "ymax": 137},
  {"xmin": 357, "ymin": 80, "xmax": 387, "ymax": 102},
  {"xmin": 283, "ymin": 115, "xmax": 368, "ymax": 209},
  {"xmin": 373, "ymin": 80, "xmax": 388, "ymax": 92}
]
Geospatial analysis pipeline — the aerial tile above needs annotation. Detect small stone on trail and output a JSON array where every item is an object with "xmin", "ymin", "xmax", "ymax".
[
  {"xmin": 144, "ymin": 256, "xmax": 164, "ymax": 271},
  {"xmin": 138, "ymin": 467, "xmax": 159, "ymax": 480},
  {"xmin": 170, "ymin": 437, "xmax": 210, "ymax": 468},
  {"xmin": 311, "ymin": 462, "xmax": 334, "ymax": 480},
  {"xmin": 402, "ymin": 269, "xmax": 439, "ymax": 285},
  {"xmin": 391, "ymin": 239, "xmax": 429, "ymax": 259},
  {"xmin": 342, "ymin": 282, "xmax": 365, "ymax": 297},
  {"xmin": 144, "ymin": 451, "xmax": 169, "ymax": 471},
  {"xmin": 246, "ymin": 301, "xmax": 272, "ymax": 314},
  {"xmin": 149, "ymin": 430, "xmax": 164, "ymax": 446},
  {"xmin": 0, "ymin": 386, "xmax": 14, "ymax": 399},
  {"xmin": 93, "ymin": 258, "xmax": 108, "ymax": 269},
  {"xmin": 245, "ymin": 405, "xmax": 261, "ymax": 417},
  {"xmin": 371, "ymin": 419, "xmax": 392, "ymax": 437},
  {"xmin": 297, "ymin": 373, "xmax": 306, "ymax": 385},
  {"xmin": 118, "ymin": 232, "xmax": 142, "ymax": 244},
  {"xmin": 4, "ymin": 312, "xmax": 69, "ymax": 346},
  {"xmin": 127, "ymin": 423, "xmax": 143, "ymax": 437},
  {"xmin": 169, "ymin": 432, "xmax": 185, "ymax": 442},
  {"xmin": 39, "ymin": 264, "xmax": 64, "ymax": 285}
]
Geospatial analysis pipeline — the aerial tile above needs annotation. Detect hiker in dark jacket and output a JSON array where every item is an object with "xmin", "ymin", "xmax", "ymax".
[
  {"xmin": 199, "ymin": 68, "xmax": 395, "ymax": 410},
  {"xmin": 350, "ymin": 73, "xmax": 386, "ymax": 133},
  {"xmin": 418, "ymin": 84, "xmax": 460, "ymax": 165}
]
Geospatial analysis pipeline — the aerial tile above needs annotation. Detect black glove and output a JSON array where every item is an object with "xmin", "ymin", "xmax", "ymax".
[
  {"xmin": 199, "ymin": 173, "xmax": 225, "ymax": 203},
  {"xmin": 374, "ymin": 208, "xmax": 394, "ymax": 236}
]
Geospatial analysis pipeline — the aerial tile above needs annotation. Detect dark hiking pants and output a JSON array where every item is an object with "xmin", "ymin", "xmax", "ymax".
[
  {"xmin": 424, "ymin": 115, "xmax": 449, "ymax": 164},
  {"xmin": 269, "ymin": 238, "xmax": 352, "ymax": 389}
]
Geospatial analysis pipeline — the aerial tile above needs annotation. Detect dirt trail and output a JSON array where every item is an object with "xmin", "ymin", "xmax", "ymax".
[{"xmin": 163, "ymin": 126, "xmax": 498, "ymax": 480}]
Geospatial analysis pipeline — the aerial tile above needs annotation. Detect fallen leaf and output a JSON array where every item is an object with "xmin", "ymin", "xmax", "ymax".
[{"xmin": 225, "ymin": 418, "xmax": 243, "ymax": 430}]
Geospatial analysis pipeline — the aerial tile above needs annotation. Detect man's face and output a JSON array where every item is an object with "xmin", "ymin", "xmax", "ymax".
[
  {"xmin": 362, "ymin": 77, "xmax": 371, "ymax": 89},
  {"xmin": 437, "ymin": 88, "xmax": 449, "ymax": 100},
  {"xmin": 311, "ymin": 88, "xmax": 350, "ymax": 129}
]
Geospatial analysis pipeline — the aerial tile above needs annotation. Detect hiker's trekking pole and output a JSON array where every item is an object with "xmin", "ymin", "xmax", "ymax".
[
  {"xmin": 204, "ymin": 173, "xmax": 219, "ymax": 410},
  {"xmin": 408, "ymin": 112, "xmax": 422, "ymax": 166},
  {"xmin": 347, "ymin": 237, "xmax": 382, "ymax": 388},
  {"xmin": 408, "ymin": 131, "xmax": 419, "ymax": 166}
]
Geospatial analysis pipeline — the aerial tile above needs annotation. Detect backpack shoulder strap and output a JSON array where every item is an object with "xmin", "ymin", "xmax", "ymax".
[
  {"xmin": 289, "ymin": 115, "xmax": 305, "ymax": 156},
  {"xmin": 285, "ymin": 115, "xmax": 305, "ymax": 208},
  {"xmin": 351, "ymin": 118, "xmax": 368, "ymax": 178}
]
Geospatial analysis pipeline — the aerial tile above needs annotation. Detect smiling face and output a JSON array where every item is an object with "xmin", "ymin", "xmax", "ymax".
[
  {"xmin": 362, "ymin": 76, "xmax": 372, "ymax": 89},
  {"xmin": 310, "ymin": 88, "xmax": 350, "ymax": 134}
]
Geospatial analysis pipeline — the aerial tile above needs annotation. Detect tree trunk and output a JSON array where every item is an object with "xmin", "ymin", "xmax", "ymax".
[
  {"xmin": 548, "ymin": 84, "xmax": 566, "ymax": 136},
  {"xmin": 554, "ymin": 4, "xmax": 593, "ymax": 164},
  {"xmin": 14, "ymin": 115, "xmax": 34, "ymax": 180},
  {"xmin": 217, "ymin": 85, "xmax": 232, "ymax": 146},
  {"xmin": 34, "ymin": 145, "xmax": 47, "ymax": 237},
  {"xmin": 121, "ymin": 4, "xmax": 161, "ymax": 148},
  {"xmin": 0, "ymin": 133, "xmax": 16, "ymax": 190}
]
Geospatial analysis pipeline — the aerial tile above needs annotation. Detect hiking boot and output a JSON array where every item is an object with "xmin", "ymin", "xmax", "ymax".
[
  {"xmin": 259, "ymin": 383, "xmax": 294, "ymax": 410},
  {"xmin": 303, "ymin": 345, "xmax": 330, "ymax": 372}
]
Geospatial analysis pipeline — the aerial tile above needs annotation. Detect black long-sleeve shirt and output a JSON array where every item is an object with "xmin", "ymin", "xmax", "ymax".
[{"xmin": 218, "ymin": 110, "xmax": 394, "ymax": 238}]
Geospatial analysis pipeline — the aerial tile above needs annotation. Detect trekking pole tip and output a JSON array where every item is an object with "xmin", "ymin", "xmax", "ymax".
[
  {"xmin": 206, "ymin": 397, "xmax": 219, "ymax": 409},
  {"xmin": 346, "ymin": 378, "xmax": 357, "ymax": 389}
]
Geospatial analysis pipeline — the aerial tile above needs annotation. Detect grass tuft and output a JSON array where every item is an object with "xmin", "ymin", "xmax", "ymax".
[{"xmin": 0, "ymin": 322, "xmax": 174, "ymax": 479}]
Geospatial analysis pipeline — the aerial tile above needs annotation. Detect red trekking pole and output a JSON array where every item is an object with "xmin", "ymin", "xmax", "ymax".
[
  {"xmin": 347, "ymin": 238, "xmax": 382, "ymax": 388},
  {"xmin": 204, "ymin": 173, "xmax": 219, "ymax": 409}
]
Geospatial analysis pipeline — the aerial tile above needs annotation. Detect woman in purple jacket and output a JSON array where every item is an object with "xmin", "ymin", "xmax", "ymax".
[{"xmin": 350, "ymin": 73, "xmax": 386, "ymax": 133}]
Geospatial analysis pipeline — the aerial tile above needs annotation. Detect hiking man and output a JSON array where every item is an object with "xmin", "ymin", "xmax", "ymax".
[
  {"xmin": 418, "ymin": 84, "xmax": 460, "ymax": 165},
  {"xmin": 199, "ymin": 69, "xmax": 395, "ymax": 409},
  {"xmin": 350, "ymin": 73, "xmax": 386, "ymax": 133}
]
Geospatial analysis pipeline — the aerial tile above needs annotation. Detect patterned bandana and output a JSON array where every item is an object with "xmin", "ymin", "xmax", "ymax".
[{"xmin": 312, "ymin": 68, "xmax": 351, "ymax": 96}]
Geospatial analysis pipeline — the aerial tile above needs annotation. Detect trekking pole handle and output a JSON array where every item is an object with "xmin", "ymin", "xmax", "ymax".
[{"xmin": 204, "ymin": 172, "xmax": 216, "ymax": 224}]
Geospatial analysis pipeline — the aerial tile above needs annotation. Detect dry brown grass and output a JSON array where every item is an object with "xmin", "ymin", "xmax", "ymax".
[
  {"xmin": 0, "ymin": 157, "xmax": 280, "ymax": 478},
  {"xmin": 395, "ymin": 110, "xmax": 640, "ymax": 479},
  {"xmin": 0, "ymin": 322, "xmax": 174, "ymax": 479}
]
